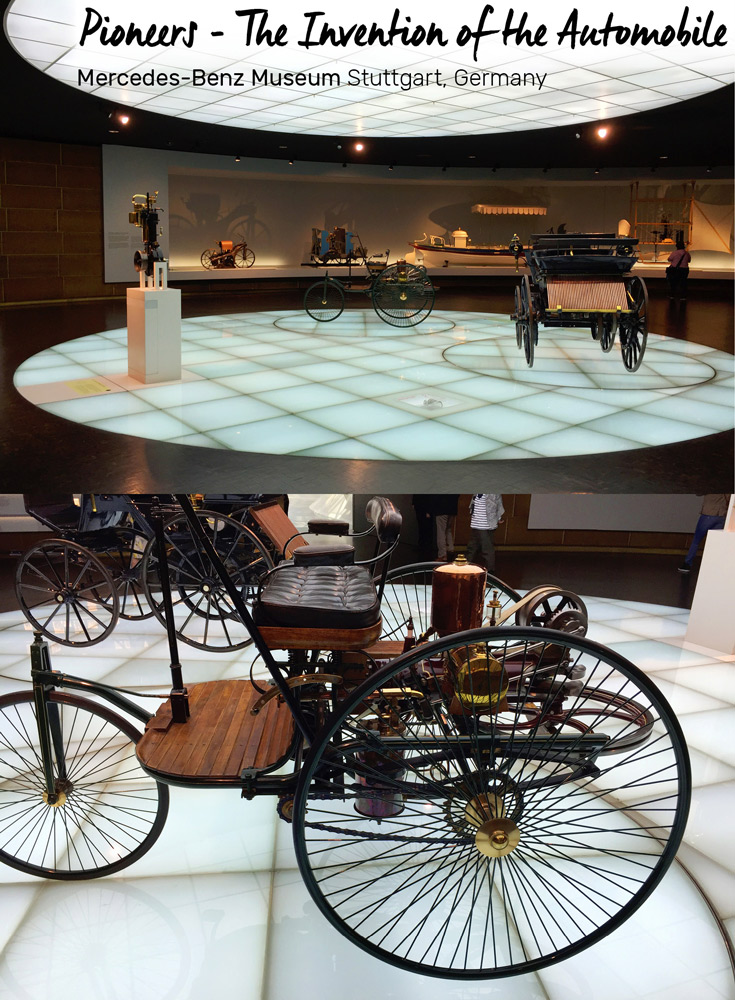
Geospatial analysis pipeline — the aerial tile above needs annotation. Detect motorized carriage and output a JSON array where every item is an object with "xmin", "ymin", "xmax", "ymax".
[
  {"xmin": 512, "ymin": 233, "xmax": 648, "ymax": 371},
  {"xmin": 2, "ymin": 496, "xmax": 688, "ymax": 979},
  {"xmin": 304, "ymin": 258, "xmax": 435, "ymax": 328},
  {"xmin": 200, "ymin": 236, "xmax": 255, "ymax": 269}
]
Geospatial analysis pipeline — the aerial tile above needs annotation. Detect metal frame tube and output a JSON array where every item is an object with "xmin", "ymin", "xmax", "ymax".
[{"xmin": 175, "ymin": 495, "xmax": 314, "ymax": 744}]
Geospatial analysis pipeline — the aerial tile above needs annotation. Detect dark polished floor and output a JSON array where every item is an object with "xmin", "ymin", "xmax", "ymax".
[{"xmin": 1, "ymin": 281, "xmax": 732, "ymax": 493}]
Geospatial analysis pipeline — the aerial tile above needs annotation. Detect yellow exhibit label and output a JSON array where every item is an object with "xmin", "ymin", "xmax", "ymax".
[{"xmin": 64, "ymin": 379, "xmax": 112, "ymax": 396}]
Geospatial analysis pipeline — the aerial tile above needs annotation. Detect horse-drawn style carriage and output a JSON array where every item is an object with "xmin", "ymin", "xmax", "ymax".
[
  {"xmin": 2, "ymin": 496, "xmax": 688, "ymax": 979},
  {"xmin": 512, "ymin": 234, "xmax": 648, "ymax": 371}
]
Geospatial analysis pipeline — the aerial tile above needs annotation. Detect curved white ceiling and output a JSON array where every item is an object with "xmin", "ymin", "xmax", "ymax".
[{"xmin": 5, "ymin": 0, "xmax": 735, "ymax": 138}]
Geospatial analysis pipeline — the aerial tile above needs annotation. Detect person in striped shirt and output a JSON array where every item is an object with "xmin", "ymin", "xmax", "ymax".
[{"xmin": 467, "ymin": 494, "xmax": 504, "ymax": 572}]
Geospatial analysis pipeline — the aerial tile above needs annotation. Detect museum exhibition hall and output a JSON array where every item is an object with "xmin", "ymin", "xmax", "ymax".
[{"xmin": 0, "ymin": 0, "xmax": 733, "ymax": 997}]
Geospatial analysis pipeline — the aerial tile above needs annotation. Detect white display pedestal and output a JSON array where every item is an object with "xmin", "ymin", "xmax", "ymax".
[
  {"xmin": 127, "ymin": 262, "xmax": 181, "ymax": 384},
  {"xmin": 685, "ymin": 498, "xmax": 735, "ymax": 655}
]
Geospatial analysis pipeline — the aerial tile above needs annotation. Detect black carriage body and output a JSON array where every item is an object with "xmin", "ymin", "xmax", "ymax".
[
  {"xmin": 514, "ymin": 233, "xmax": 649, "ymax": 371},
  {"xmin": 527, "ymin": 233, "xmax": 638, "ymax": 325}
]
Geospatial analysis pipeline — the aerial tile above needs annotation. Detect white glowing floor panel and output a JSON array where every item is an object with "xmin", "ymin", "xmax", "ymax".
[
  {"xmin": 5, "ymin": 1, "xmax": 735, "ymax": 138},
  {"xmin": 0, "ymin": 597, "xmax": 733, "ymax": 998},
  {"xmin": 13, "ymin": 311, "xmax": 734, "ymax": 462}
]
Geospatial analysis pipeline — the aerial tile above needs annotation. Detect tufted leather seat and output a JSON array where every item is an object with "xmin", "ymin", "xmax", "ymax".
[{"xmin": 254, "ymin": 564, "xmax": 380, "ymax": 630}]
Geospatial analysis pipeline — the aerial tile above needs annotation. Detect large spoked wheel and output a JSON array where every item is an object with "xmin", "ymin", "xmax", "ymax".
[
  {"xmin": 304, "ymin": 277, "xmax": 345, "ymax": 321},
  {"xmin": 371, "ymin": 263, "xmax": 434, "ymax": 328},
  {"xmin": 515, "ymin": 275, "xmax": 538, "ymax": 367},
  {"xmin": 593, "ymin": 315, "xmax": 618, "ymax": 353},
  {"xmin": 15, "ymin": 539, "xmax": 119, "ymax": 647},
  {"xmin": 381, "ymin": 562, "xmax": 521, "ymax": 640},
  {"xmin": 293, "ymin": 626, "xmax": 689, "ymax": 978},
  {"xmin": 200, "ymin": 248, "xmax": 216, "ymax": 269},
  {"xmin": 142, "ymin": 510, "xmax": 274, "ymax": 651},
  {"xmin": 0, "ymin": 690, "xmax": 169, "ymax": 879},
  {"xmin": 100, "ymin": 527, "xmax": 154, "ymax": 620},
  {"xmin": 619, "ymin": 276, "xmax": 648, "ymax": 372},
  {"xmin": 234, "ymin": 245, "xmax": 255, "ymax": 268}
]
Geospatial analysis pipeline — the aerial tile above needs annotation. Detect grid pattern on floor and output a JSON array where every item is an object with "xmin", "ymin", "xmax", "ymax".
[
  {"xmin": 5, "ymin": 3, "xmax": 734, "ymax": 137},
  {"xmin": 13, "ymin": 310, "xmax": 734, "ymax": 462},
  {"xmin": 0, "ymin": 596, "xmax": 733, "ymax": 999}
]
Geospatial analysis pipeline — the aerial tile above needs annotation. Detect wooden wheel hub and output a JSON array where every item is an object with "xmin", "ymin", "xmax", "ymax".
[{"xmin": 475, "ymin": 817, "xmax": 520, "ymax": 858}]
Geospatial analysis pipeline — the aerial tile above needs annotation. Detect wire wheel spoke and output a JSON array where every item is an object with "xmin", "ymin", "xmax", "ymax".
[
  {"xmin": 16, "ymin": 540, "xmax": 119, "ymax": 647},
  {"xmin": 141, "ymin": 508, "xmax": 273, "ymax": 651},
  {"xmin": 0, "ymin": 691, "xmax": 168, "ymax": 879},
  {"xmin": 292, "ymin": 625, "xmax": 689, "ymax": 977}
]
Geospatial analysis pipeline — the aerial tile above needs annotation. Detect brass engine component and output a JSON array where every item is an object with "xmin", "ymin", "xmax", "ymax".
[{"xmin": 448, "ymin": 645, "xmax": 509, "ymax": 713}]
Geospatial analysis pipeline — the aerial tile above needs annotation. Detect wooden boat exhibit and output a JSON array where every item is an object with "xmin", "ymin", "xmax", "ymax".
[{"xmin": 408, "ymin": 203, "xmax": 547, "ymax": 267}]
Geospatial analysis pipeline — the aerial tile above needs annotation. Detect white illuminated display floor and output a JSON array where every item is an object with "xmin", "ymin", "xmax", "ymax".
[
  {"xmin": 14, "ymin": 310, "xmax": 734, "ymax": 462},
  {"xmin": 0, "ymin": 596, "xmax": 732, "ymax": 999},
  {"xmin": 5, "ymin": 2, "xmax": 734, "ymax": 138}
]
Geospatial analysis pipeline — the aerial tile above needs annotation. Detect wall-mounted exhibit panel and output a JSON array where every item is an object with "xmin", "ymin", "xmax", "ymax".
[{"xmin": 528, "ymin": 494, "xmax": 703, "ymax": 533}]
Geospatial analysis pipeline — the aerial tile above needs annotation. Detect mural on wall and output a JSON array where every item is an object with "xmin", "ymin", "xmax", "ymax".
[
  {"xmin": 103, "ymin": 147, "xmax": 734, "ymax": 278},
  {"xmin": 167, "ymin": 181, "xmax": 272, "ymax": 263},
  {"xmin": 166, "ymin": 172, "xmax": 630, "ymax": 269}
]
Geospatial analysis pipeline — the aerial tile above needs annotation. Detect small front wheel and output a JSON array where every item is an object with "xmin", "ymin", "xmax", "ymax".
[
  {"xmin": 0, "ymin": 691, "xmax": 169, "ymax": 879},
  {"xmin": 201, "ymin": 248, "xmax": 216, "ymax": 269},
  {"xmin": 595, "ymin": 314, "xmax": 618, "ymax": 353},
  {"xmin": 304, "ymin": 278, "xmax": 345, "ymax": 321},
  {"xmin": 15, "ymin": 538, "xmax": 119, "ymax": 646}
]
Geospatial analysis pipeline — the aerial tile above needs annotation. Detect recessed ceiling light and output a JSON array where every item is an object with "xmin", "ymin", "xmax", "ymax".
[
  {"xmin": 354, "ymin": 142, "xmax": 365, "ymax": 152},
  {"xmin": 596, "ymin": 126, "xmax": 609, "ymax": 139}
]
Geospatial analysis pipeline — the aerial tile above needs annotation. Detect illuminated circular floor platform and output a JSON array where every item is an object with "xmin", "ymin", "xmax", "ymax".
[
  {"xmin": 14, "ymin": 310, "xmax": 734, "ymax": 463},
  {"xmin": 0, "ymin": 597, "xmax": 733, "ymax": 998}
]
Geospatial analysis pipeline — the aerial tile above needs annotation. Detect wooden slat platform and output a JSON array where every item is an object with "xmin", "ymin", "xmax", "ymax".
[
  {"xmin": 136, "ymin": 680, "xmax": 295, "ymax": 781},
  {"xmin": 546, "ymin": 278, "xmax": 629, "ymax": 312}
]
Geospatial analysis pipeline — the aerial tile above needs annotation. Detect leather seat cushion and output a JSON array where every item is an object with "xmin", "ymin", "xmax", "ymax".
[{"xmin": 254, "ymin": 565, "xmax": 380, "ymax": 629}]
